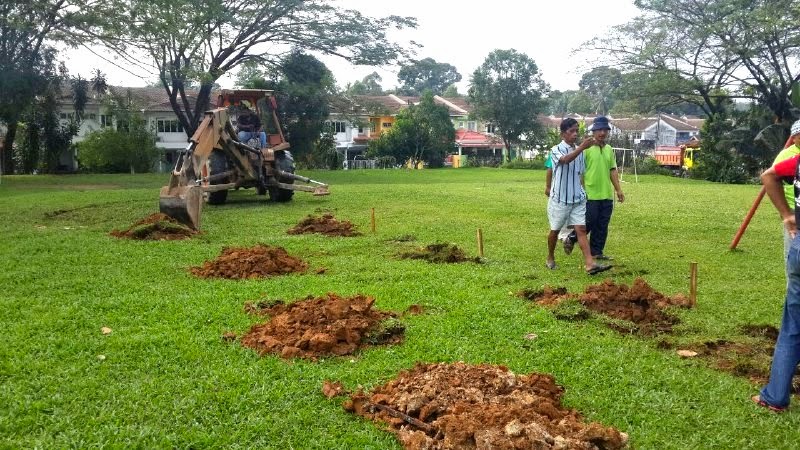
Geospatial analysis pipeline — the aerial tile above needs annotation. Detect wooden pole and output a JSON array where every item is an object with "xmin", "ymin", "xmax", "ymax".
[
  {"xmin": 476, "ymin": 228, "xmax": 484, "ymax": 258},
  {"xmin": 689, "ymin": 262, "xmax": 698, "ymax": 306},
  {"xmin": 370, "ymin": 208, "xmax": 376, "ymax": 233},
  {"xmin": 729, "ymin": 187, "xmax": 766, "ymax": 250},
  {"xmin": 730, "ymin": 136, "xmax": 794, "ymax": 250}
]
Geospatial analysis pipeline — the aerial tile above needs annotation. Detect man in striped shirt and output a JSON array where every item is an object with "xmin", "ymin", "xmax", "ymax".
[{"xmin": 546, "ymin": 118, "xmax": 611, "ymax": 275}]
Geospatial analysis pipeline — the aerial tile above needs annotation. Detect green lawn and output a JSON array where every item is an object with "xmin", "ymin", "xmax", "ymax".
[{"xmin": 1, "ymin": 168, "xmax": 797, "ymax": 449}]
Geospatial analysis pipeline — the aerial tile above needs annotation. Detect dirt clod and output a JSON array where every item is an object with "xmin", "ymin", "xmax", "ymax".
[
  {"xmin": 190, "ymin": 244, "xmax": 308, "ymax": 279},
  {"xmin": 343, "ymin": 362, "xmax": 628, "ymax": 450},
  {"xmin": 110, "ymin": 213, "xmax": 197, "ymax": 240},
  {"xmin": 322, "ymin": 381, "xmax": 346, "ymax": 398},
  {"xmin": 518, "ymin": 286, "xmax": 569, "ymax": 305},
  {"xmin": 398, "ymin": 243, "xmax": 480, "ymax": 264},
  {"xmin": 288, "ymin": 214, "xmax": 361, "ymax": 237},
  {"xmin": 240, "ymin": 293, "xmax": 404, "ymax": 359}
]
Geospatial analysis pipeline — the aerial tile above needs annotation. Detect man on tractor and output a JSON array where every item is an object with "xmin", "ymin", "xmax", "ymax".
[{"xmin": 237, "ymin": 100, "xmax": 267, "ymax": 149}]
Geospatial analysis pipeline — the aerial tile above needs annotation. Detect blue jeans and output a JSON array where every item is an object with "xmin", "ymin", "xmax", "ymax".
[
  {"xmin": 238, "ymin": 131, "xmax": 266, "ymax": 149},
  {"xmin": 760, "ymin": 234, "xmax": 800, "ymax": 407},
  {"xmin": 586, "ymin": 199, "xmax": 614, "ymax": 257}
]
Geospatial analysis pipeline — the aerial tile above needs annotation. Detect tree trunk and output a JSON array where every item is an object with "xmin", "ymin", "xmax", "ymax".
[{"xmin": 1, "ymin": 120, "xmax": 18, "ymax": 174}]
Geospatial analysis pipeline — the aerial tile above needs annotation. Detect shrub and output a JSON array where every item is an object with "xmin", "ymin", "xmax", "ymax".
[
  {"xmin": 78, "ymin": 122, "xmax": 158, "ymax": 173},
  {"xmin": 501, "ymin": 158, "xmax": 545, "ymax": 170}
]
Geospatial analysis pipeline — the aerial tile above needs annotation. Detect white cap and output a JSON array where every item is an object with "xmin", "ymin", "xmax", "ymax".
[{"xmin": 792, "ymin": 119, "xmax": 800, "ymax": 137}]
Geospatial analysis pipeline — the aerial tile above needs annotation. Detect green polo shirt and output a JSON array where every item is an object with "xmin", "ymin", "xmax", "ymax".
[
  {"xmin": 773, "ymin": 144, "xmax": 800, "ymax": 208},
  {"xmin": 584, "ymin": 144, "xmax": 616, "ymax": 200}
]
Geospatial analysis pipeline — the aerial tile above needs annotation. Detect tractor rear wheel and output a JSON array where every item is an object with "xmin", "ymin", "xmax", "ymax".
[
  {"xmin": 268, "ymin": 151, "xmax": 295, "ymax": 202},
  {"xmin": 207, "ymin": 150, "xmax": 230, "ymax": 205}
]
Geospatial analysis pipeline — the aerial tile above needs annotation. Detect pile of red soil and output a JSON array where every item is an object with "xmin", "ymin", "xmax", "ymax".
[
  {"xmin": 110, "ymin": 213, "xmax": 196, "ymax": 240},
  {"xmin": 239, "ymin": 293, "xmax": 403, "ymax": 359},
  {"xmin": 398, "ymin": 243, "xmax": 481, "ymax": 264},
  {"xmin": 288, "ymin": 213, "xmax": 361, "ymax": 237},
  {"xmin": 190, "ymin": 244, "xmax": 308, "ymax": 279},
  {"xmin": 526, "ymin": 278, "xmax": 692, "ymax": 334},
  {"xmin": 342, "ymin": 362, "xmax": 628, "ymax": 449}
]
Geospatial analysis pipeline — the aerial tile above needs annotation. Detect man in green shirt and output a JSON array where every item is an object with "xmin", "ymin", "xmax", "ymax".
[
  {"xmin": 773, "ymin": 120, "xmax": 800, "ymax": 262},
  {"xmin": 582, "ymin": 116, "xmax": 624, "ymax": 259}
]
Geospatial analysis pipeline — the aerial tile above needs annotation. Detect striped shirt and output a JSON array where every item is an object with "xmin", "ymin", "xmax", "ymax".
[{"xmin": 550, "ymin": 140, "xmax": 586, "ymax": 204}]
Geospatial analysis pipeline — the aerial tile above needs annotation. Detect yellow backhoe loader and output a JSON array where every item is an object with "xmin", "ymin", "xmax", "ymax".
[{"xmin": 159, "ymin": 89, "xmax": 329, "ymax": 229}]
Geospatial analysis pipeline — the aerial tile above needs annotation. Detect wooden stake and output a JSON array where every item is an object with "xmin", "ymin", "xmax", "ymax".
[
  {"xmin": 370, "ymin": 208, "xmax": 376, "ymax": 233},
  {"xmin": 477, "ymin": 228, "xmax": 484, "ymax": 258},
  {"xmin": 689, "ymin": 262, "xmax": 698, "ymax": 306}
]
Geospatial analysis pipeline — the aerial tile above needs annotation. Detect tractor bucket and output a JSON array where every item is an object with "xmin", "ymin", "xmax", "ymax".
[{"xmin": 159, "ymin": 185, "xmax": 204, "ymax": 230}]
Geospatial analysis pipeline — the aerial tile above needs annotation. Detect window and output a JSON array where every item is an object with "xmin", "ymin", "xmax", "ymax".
[
  {"xmin": 382, "ymin": 122, "xmax": 392, "ymax": 128},
  {"xmin": 89, "ymin": 113, "xmax": 97, "ymax": 120},
  {"xmin": 100, "ymin": 115, "xmax": 113, "ymax": 128},
  {"xmin": 328, "ymin": 121, "xmax": 346, "ymax": 133},
  {"xmin": 467, "ymin": 121, "xmax": 477, "ymax": 131},
  {"xmin": 458, "ymin": 121, "xmax": 465, "ymax": 129},
  {"xmin": 60, "ymin": 113, "xmax": 68, "ymax": 119},
  {"xmin": 157, "ymin": 118, "xmax": 184, "ymax": 133},
  {"xmin": 629, "ymin": 132, "xmax": 642, "ymax": 141},
  {"xmin": 357, "ymin": 126, "xmax": 364, "ymax": 134},
  {"xmin": 485, "ymin": 124, "xmax": 496, "ymax": 134}
]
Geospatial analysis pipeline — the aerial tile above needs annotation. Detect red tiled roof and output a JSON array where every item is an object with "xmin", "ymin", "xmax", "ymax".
[{"xmin": 455, "ymin": 129, "xmax": 503, "ymax": 148}]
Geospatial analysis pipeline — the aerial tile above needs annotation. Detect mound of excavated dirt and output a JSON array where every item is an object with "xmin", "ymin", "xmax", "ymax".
[
  {"xmin": 287, "ymin": 214, "xmax": 361, "ymax": 237},
  {"xmin": 398, "ymin": 243, "xmax": 481, "ymax": 264},
  {"xmin": 239, "ymin": 293, "xmax": 403, "ymax": 359},
  {"xmin": 527, "ymin": 278, "xmax": 692, "ymax": 334},
  {"xmin": 341, "ymin": 362, "xmax": 628, "ymax": 450},
  {"xmin": 190, "ymin": 244, "xmax": 308, "ymax": 279},
  {"xmin": 110, "ymin": 213, "xmax": 197, "ymax": 240}
]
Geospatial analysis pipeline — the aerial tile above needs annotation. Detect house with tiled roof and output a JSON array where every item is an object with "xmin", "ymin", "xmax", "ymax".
[
  {"xmin": 55, "ymin": 86, "xmax": 218, "ymax": 171},
  {"xmin": 538, "ymin": 114, "xmax": 702, "ymax": 148},
  {"xmin": 327, "ymin": 94, "xmax": 504, "ymax": 164}
]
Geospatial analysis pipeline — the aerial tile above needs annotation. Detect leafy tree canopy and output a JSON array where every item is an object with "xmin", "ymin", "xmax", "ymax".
[
  {"xmin": 468, "ymin": 49, "xmax": 550, "ymax": 153},
  {"xmin": 345, "ymin": 72, "xmax": 385, "ymax": 96},
  {"xmin": 114, "ymin": 0, "xmax": 417, "ymax": 137},
  {"xmin": 397, "ymin": 58, "xmax": 462, "ymax": 96},
  {"xmin": 578, "ymin": 66, "xmax": 622, "ymax": 115},
  {"xmin": 368, "ymin": 92, "xmax": 455, "ymax": 168}
]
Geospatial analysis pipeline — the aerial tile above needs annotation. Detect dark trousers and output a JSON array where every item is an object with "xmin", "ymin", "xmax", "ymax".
[{"xmin": 586, "ymin": 199, "xmax": 613, "ymax": 257}]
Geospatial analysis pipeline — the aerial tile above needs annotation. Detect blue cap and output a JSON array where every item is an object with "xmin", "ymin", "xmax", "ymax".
[{"xmin": 589, "ymin": 116, "xmax": 611, "ymax": 131}]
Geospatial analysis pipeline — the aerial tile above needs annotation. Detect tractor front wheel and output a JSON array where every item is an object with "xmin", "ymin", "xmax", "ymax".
[
  {"xmin": 268, "ymin": 151, "xmax": 295, "ymax": 203},
  {"xmin": 207, "ymin": 150, "xmax": 230, "ymax": 205}
]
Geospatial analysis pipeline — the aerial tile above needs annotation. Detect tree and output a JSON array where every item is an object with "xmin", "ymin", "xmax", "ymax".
[
  {"xmin": 468, "ymin": 49, "xmax": 550, "ymax": 158},
  {"xmin": 345, "ymin": 72, "xmax": 385, "ymax": 95},
  {"xmin": 578, "ymin": 66, "xmax": 622, "ymax": 115},
  {"xmin": 116, "ymin": 0, "xmax": 416, "ymax": 139},
  {"xmin": 588, "ymin": 0, "xmax": 800, "ymax": 122},
  {"xmin": 397, "ymin": 58, "xmax": 462, "ymax": 96},
  {"xmin": 275, "ymin": 51, "xmax": 337, "ymax": 169},
  {"xmin": 0, "ymin": 0, "xmax": 111, "ymax": 174},
  {"xmin": 368, "ymin": 92, "xmax": 455, "ymax": 168},
  {"xmin": 567, "ymin": 91, "xmax": 594, "ymax": 115},
  {"xmin": 78, "ymin": 91, "xmax": 158, "ymax": 173},
  {"xmin": 442, "ymin": 84, "xmax": 460, "ymax": 98}
]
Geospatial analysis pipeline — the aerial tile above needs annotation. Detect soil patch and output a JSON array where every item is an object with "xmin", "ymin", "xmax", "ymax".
[
  {"xmin": 398, "ymin": 243, "xmax": 481, "ymax": 264},
  {"xmin": 517, "ymin": 286, "xmax": 569, "ymax": 306},
  {"xmin": 341, "ymin": 362, "xmax": 628, "ymax": 449},
  {"xmin": 240, "ymin": 293, "xmax": 403, "ymax": 359},
  {"xmin": 110, "ymin": 213, "xmax": 197, "ymax": 240},
  {"xmin": 528, "ymin": 278, "xmax": 692, "ymax": 335},
  {"xmin": 190, "ymin": 244, "xmax": 308, "ymax": 279},
  {"xmin": 678, "ymin": 325, "xmax": 800, "ymax": 393},
  {"xmin": 288, "ymin": 213, "xmax": 361, "ymax": 237}
]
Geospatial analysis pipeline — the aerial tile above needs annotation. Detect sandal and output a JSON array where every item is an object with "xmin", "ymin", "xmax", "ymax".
[
  {"xmin": 586, "ymin": 264, "xmax": 611, "ymax": 275},
  {"xmin": 751, "ymin": 395, "xmax": 787, "ymax": 413}
]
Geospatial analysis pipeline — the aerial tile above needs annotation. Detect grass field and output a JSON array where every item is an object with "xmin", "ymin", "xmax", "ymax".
[{"xmin": 1, "ymin": 168, "xmax": 798, "ymax": 449}]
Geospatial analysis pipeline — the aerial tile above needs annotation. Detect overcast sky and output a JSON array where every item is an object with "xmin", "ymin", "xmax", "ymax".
[{"xmin": 61, "ymin": 0, "xmax": 641, "ymax": 93}]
